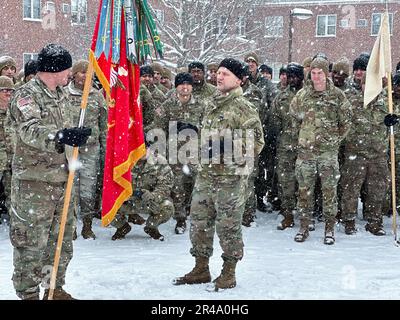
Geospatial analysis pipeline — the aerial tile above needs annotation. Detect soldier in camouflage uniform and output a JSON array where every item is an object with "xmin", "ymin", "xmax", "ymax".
[
  {"xmin": 156, "ymin": 73, "xmax": 208, "ymax": 234},
  {"xmin": 151, "ymin": 62, "xmax": 169, "ymax": 95},
  {"xmin": 244, "ymin": 52, "xmax": 279, "ymax": 212},
  {"xmin": 0, "ymin": 76, "xmax": 14, "ymax": 224},
  {"xmin": 340, "ymin": 73, "xmax": 389, "ymax": 236},
  {"xmin": 0, "ymin": 56, "xmax": 17, "ymax": 82},
  {"xmin": 140, "ymin": 65, "xmax": 166, "ymax": 117},
  {"xmin": 331, "ymin": 58, "xmax": 350, "ymax": 91},
  {"xmin": 15, "ymin": 60, "xmax": 38, "ymax": 89},
  {"xmin": 331, "ymin": 57, "xmax": 352, "ymax": 221},
  {"xmin": 240, "ymin": 65, "xmax": 263, "ymax": 227},
  {"xmin": 270, "ymin": 63, "xmax": 304, "ymax": 231},
  {"xmin": 110, "ymin": 150, "xmax": 174, "ymax": 241},
  {"xmin": 290, "ymin": 58, "xmax": 352, "ymax": 245},
  {"xmin": 276, "ymin": 65, "xmax": 288, "ymax": 92},
  {"xmin": 188, "ymin": 61, "xmax": 217, "ymax": 100},
  {"xmin": 302, "ymin": 57, "xmax": 312, "ymax": 79},
  {"xmin": 67, "ymin": 60, "xmax": 107, "ymax": 240},
  {"xmin": 8, "ymin": 44, "xmax": 91, "ymax": 300},
  {"xmin": 206, "ymin": 63, "xmax": 218, "ymax": 86},
  {"xmin": 140, "ymin": 82, "xmax": 157, "ymax": 133},
  {"xmin": 160, "ymin": 67, "xmax": 173, "ymax": 91},
  {"xmin": 174, "ymin": 58, "xmax": 264, "ymax": 291},
  {"xmin": 259, "ymin": 64, "xmax": 273, "ymax": 80},
  {"xmin": 346, "ymin": 55, "xmax": 370, "ymax": 218}
]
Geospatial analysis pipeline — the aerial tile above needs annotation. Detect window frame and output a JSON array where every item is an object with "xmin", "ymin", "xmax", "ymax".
[
  {"xmin": 23, "ymin": 0, "xmax": 42, "ymax": 21},
  {"xmin": 315, "ymin": 14, "xmax": 337, "ymax": 38},
  {"xmin": 371, "ymin": 12, "xmax": 393, "ymax": 36},
  {"xmin": 237, "ymin": 16, "xmax": 246, "ymax": 37},
  {"xmin": 23, "ymin": 53, "xmax": 39, "ymax": 66},
  {"xmin": 264, "ymin": 16, "xmax": 284, "ymax": 38},
  {"xmin": 71, "ymin": 0, "xmax": 87, "ymax": 25}
]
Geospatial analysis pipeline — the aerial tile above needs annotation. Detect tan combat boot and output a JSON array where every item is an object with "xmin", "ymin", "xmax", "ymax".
[
  {"xmin": 43, "ymin": 287, "xmax": 76, "ymax": 300},
  {"xmin": 324, "ymin": 221, "xmax": 335, "ymax": 245},
  {"xmin": 209, "ymin": 260, "xmax": 237, "ymax": 292},
  {"xmin": 294, "ymin": 218, "xmax": 310, "ymax": 242},
  {"xmin": 344, "ymin": 220, "xmax": 357, "ymax": 235},
  {"xmin": 365, "ymin": 222, "xmax": 386, "ymax": 236},
  {"xmin": 277, "ymin": 212, "xmax": 294, "ymax": 230},
  {"xmin": 111, "ymin": 222, "xmax": 132, "ymax": 240},
  {"xmin": 81, "ymin": 216, "xmax": 96, "ymax": 239},
  {"xmin": 173, "ymin": 257, "xmax": 211, "ymax": 285}
]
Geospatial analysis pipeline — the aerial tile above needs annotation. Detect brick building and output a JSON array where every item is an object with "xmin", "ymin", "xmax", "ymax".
[
  {"xmin": 0, "ymin": 0, "xmax": 98, "ymax": 71},
  {"xmin": 0, "ymin": 0, "xmax": 399, "ymax": 82},
  {"xmin": 151, "ymin": 0, "xmax": 400, "ymax": 82}
]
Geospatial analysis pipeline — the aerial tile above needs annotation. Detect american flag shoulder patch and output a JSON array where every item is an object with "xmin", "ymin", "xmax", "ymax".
[
  {"xmin": 16, "ymin": 96, "xmax": 35, "ymax": 118},
  {"xmin": 17, "ymin": 96, "xmax": 33, "ymax": 107}
]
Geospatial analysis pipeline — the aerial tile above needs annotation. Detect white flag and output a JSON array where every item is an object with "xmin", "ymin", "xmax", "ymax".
[{"xmin": 364, "ymin": 12, "xmax": 392, "ymax": 107}]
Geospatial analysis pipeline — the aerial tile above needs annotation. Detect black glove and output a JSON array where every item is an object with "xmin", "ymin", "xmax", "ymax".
[
  {"xmin": 133, "ymin": 189, "xmax": 143, "ymax": 199},
  {"xmin": 384, "ymin": 114, "xmax": 400, "ymax": 127},
  {"xmin": 56, "ymin": 127, "xmax": 92, "ymax": 147},
  {"xmin": 177, "ymin": 121, "xmax": 199, "ymax": 134},
  {"xmin": 54, "ymin": 139, "xmax": 65, "ymax": 154}
]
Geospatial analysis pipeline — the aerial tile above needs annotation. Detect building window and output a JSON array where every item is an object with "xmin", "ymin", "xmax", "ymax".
[
  {"xmin": 23, "ymin": 53, "xmax": 38, "ymax": 66},
  {"xmin": 154, "ymin": 9, "xmax": 164, "ymax": 25},
  {"xmin": 237, "ymin": 16, "xmax": 246, "ymax": 37},
  {"xmin": 23, "ymin": 0, "xmax": 41, "ymax": 20},
  {"xmin": 357, "ymin": 19, "xmax": 368, "ymax": 28},
  {"xmin": 62, "ymin": 3, "xmax": 70, "ymax": 14},
  {"xmin": 316, "ymin": 15, "xmax": 337, "ymax": 37},
  {"xmin": 265, "ymin": 16, "xmax": 283, "ymax": 38},
  {"xmin": 267, "ymin": 62, "xmax": 283, "ymax": 83},
  {"xmin": 371, "ymin": 13, "xmax": 393, "ymax": 35},
  {"xmin": 71, "ymin": 0, "xmax": 87, "ymax": 25}
]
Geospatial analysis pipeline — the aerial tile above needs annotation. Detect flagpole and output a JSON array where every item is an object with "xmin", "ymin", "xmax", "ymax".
[
  {"xmin": 387, "ymin": 71, "xmax": 398, "ymax": 243},
  {"xmin": 383, "ymin": 0, "xmax": 399, "ymax": 244},
  {"xmin": 48, "ymin": 59, "xmax": 94, "ymax": 300}
]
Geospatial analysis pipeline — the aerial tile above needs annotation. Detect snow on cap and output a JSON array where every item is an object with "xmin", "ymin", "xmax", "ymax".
[{"xmin": 37, "ymin": 44, "xmax": 72, "ymax": 73}]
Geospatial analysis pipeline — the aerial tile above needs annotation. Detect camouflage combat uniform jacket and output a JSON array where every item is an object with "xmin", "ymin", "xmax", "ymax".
[
  {"xmin": 199, "ymin": 86, "xmax": 264, "ymax": 176},
  {"xmin": 67, "ymin": 82, "xmax": 107, "ymax": 149},
  {"xmin": 242, "ymin": 81, "xmax": 263, "ymax": 112},
  {"xmin": 271, "ymin": 86, "xmax": 301, "ymax": 153},
  {"xmin": 192, "ymin": 81, "xmax": 217, "ymax": 100},
  {"xmin": 290, "ymin": 79, "xmax": 352, "ymax": 159},
  {"xmin": 9, "ymin": 77, "xmax": 73, "ymax": 182}
]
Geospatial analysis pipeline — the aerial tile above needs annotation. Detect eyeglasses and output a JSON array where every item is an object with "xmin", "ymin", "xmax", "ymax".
[{"xmin": 0, "ymin": 89, "xmax": 14, "ymax": 93}]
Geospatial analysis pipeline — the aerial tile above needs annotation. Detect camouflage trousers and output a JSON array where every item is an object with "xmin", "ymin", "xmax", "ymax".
[
  {"xmin": 0, "ymin": 169, "xmax": 11, "ymax": 212},
  {"xmin": 171, "ymin": 164, "xmax": 195, "ymax": 221},
  {"xmin": 189, "ymin": 173, "xmax": 247, "ymax": 263},
  {"xmin": 340, "ymin": 155, "xmax": 388, "ymax": 224},
  {"xmin": 244, "ymin": 156, "xmax": 258, "ymax": 216},
  {"xmin": 112, "ymin": 196, "xmax": 174, "ymax": 229},
  {"xmin": 276, "ymin": 149, "xmax": 297, "ymax": 215},
  {"xmin": 9, "ymin": 179, "xmax": 74, "ymax": 298},
  {"xmin": 74, "ymin": 145, "xmax": 101, "ymax": 218},
  {"xmin": 295, "ymin": 153, "xmax": 339, "ymax": 223}
]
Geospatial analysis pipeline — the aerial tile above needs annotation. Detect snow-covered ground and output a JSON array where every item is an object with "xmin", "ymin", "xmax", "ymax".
[{"xmin": 1, "ymin": 210, "xmax": 400, "ymax": 300}]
